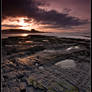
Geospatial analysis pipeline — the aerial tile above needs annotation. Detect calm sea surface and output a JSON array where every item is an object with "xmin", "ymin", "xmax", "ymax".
[{"xmin": 2, "ymin": 32, "xmax": 91, "ymax": 40}]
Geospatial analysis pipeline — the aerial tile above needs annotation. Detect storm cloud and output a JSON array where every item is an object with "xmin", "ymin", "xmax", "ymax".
[{"xmin": 2, "ymin": 0, "xmax": 89, "ymax": 29}]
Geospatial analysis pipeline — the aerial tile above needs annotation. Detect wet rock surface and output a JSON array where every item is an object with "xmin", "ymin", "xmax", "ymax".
[{"xmin": 2, "ymin": 35, "xmax": 91, "ymax": 92}]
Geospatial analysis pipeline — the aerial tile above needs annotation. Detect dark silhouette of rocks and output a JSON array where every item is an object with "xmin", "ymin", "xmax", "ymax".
[
  {"xmin": 30, "ymin": 29, "xmax": 41, "ymax": 33},
  {"xmin": 2, "ymin": 29, "xmax": 44, "ymax": 34}
]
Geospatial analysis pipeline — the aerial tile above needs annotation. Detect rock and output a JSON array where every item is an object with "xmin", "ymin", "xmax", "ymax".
[
  {"xmin": 26, "ymin": 78, "xmax": 31, "ymax": 86},
  {"xmin": 26, "ymin": 87, "xmax": 34, "ymax": 92},
  {"xmin": 3, "ymin": 75, "xmax": 8, "ymax": 81},
  {"xmin": 37, "ymin": 56, "xmax": 40, "ymax": 59},
  {"xmin": 23, "ymin": 71, "xmax": 31, "ymax": 77},
  {"xmin": 17, "ymin": 74, "xmax": 24, "ymax": 79},
  {"xmin": 5, "ymin": 71, "xmax": 17, "ymax": 80},
  {"xmin": 38, "ymin": 66, "xmax": 44, "ymax": 70},
  {"xmin": 35, "ymin": 63, "xmax": 39, "ymax": 67},
  {"xmin": 7, "ymin": 79, "xmax": 19, "ymax": 87},
  {"xmin": 2, "ymin": 87, "xmax": 10, "ymax": 92},
  {"xmin": 2, "ymin": 35, "xmax": 90, "ymax": 92},
  {"xmin": 55, "ymin": 59, "xmax": 76, "ymax": 69},
  {"xmin": 10, "ymin": 87, "xmax": 20, "ymax": 92},
  {"xmin": 2, "ymin": 82, "xmax": 7, "ymax": 87},
  {"xmin": 47, "ymin": 90, "xmax": 55, "ymax": 92},
  {"xmin": 20, "ymin": 82, "xmax": 27, "ymax": 90},
  {"xmin": 34, "ymin": 62, "xmax": 39, "ymax": 67},
  {"xmin": 1, "ymin": 75, "xmax": 4, "ymax": 82},
  {"xmin": 26, "ymin": 77, "xmax": 45, "ymax": 90},
  {"xmin": 20, "ymin": 89, "xmax": 26, "ymax": 92}
]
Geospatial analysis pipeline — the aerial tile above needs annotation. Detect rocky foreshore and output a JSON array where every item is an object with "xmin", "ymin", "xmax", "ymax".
[{"xmin": 1, "ymin": 35, "xmax": 91, "ymax": 92}]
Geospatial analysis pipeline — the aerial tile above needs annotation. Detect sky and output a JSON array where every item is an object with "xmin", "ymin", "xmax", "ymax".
[{"xmin": 2, "ymin": 0, "xmax": 91, "ymax": 32}]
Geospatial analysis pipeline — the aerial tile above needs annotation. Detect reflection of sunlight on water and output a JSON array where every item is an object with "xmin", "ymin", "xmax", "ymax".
[
  {"xmin": 21, "ymin": 34, "xmax": 29, "ymax": 37},
  {"xmin": 25, "ymin": 41, "xmax": 33, "ymax": 43}
]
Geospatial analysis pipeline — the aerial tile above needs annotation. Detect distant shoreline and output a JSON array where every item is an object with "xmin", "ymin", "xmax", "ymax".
[{"xmin": 1, "ymin": 29, "xmax": 47, "ymax": 34}]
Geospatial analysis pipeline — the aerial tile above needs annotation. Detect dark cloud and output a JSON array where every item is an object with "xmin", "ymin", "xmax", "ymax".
[
  {"xmin": 63, "ymin": 8, "xmax": 72, "ymax": 14},
  {"xmin": 2, "ymin": 0, "xmax": 37, "ymax": 17},
  {"xmin": 25, "ymin": 10, "xmax": 88, "ymax": 28},
  {"xmin": 2, "ymin": 0, "xmax": 88, "ymax": 29}
]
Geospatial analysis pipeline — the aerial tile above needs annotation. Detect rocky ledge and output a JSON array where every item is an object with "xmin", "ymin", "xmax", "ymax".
[{"xmin": 1, "ymin": 35, "xmax": 91, "ymax": 92}]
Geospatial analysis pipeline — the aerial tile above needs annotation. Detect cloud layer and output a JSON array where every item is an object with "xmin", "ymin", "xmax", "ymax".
[{"xmin": 2, "ymin": 0, "xmax": 88, "ymax": 29}]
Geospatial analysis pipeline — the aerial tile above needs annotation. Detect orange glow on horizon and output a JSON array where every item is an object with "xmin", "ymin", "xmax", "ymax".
[
  {"xmin": 2, "ymin": 17, "xmax": 86, "ymax": 33},
  {"xmin": 2, "ymin": 17, "xmax": 39, "ymax": 30}
]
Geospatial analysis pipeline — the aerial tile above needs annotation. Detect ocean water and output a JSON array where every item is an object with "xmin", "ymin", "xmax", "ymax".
[{"xmin": 2, "ymin": 32, "xmax": 91, "ymax": 40}]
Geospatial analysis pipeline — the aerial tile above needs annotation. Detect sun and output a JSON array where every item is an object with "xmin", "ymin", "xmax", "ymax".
[
  {"xmin": 19, "ymin": 18, "xmax": 28, "ymax": 26},
  {"xmin": 18, "ymin": 17, "xmax": 32, "ymax": 30}
]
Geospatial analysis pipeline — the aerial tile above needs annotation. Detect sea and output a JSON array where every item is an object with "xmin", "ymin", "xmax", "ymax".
[{"xmin": 1, "ymin": 32, "xmax": 91, "ymax": 40}]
